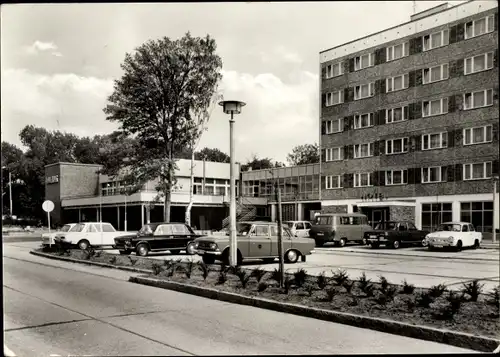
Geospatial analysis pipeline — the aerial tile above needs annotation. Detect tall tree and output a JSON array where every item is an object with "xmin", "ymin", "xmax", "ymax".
[
  {"xmin": 241, "ymin": 155, "xmax": 282, "ymax": 171},
  {"xmin": 286, "ymin": 143, "xmax": 319, "ymax": 166},
  {"xmin": 195, "ymin": 147, "xmax": 230, "ymax": 163},
  {"xmin": 103, "ymin": 32, "xmax": 223, "ymax": 222}
]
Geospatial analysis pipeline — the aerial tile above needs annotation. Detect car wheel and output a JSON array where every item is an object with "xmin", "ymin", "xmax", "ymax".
[
  {"xmin": 421, "ymin": 239, "xmax": 428, "ymax": 247},
  {"xmin": 456, "ymin": 240, "xmax": 463, "ymax": 252},
  {"xmin": 370, "ymin": 242, "xmax": 380, "ymax": 249},
  {"xmin": 339, "ymin": 238, "xmax": 347, "ymax": 247},
  {"xmin": 78, "ymin": 240, "xmax": 90, "ymax": 250},
  {"xmin": 170, "ymin": 249, "xmax": 181, "ymax": 255},
  {"xmin": 284, "ymin": 249, "xmax": 299, "ymax": 264},
  {"xmin": 136, "ymin": 243, "xmax": 149, "ymax": 257},
  {"xmin": 392, "ymin": 240, "xmax": 401, "ymax": 249},
  {"xmin": 315, "ymin": 239, "xmax": 324, "ymax": 247},
  {"xmin": 202, "ymin": 255, "xmax": 215, "ymax": 264},
  {"xmin": 119, "ymin": 250, "xmax": 131, "ymax": 255},
  {"xmin": 186, "ymin": 242, "xmax": 197, "ymax": 255},
  {"xmin": 222, "ymin": 249, "xmax": 242, "ymax": 266},
  {"xmin": 473, "ymin": 239, "xmax": 480, "ymax": 249}
]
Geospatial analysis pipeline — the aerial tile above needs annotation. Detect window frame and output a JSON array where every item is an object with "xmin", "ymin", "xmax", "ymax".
[
  {"xmin": 386, "ymin": 106, "xmax": 408, "ymax": 124},
  {"xmin": 386, "ymin": 73, "xmax": 409, "ymax": 93},
  {"xmin": 354, "ymin": 82, "xmax": 375, "ymax": 100},
  {"xmin": 422, "ymin": 29, "xmax": 450, "ymax": 51},
  {"xmin": 354, "ymin": 172, "xmax": 372, "ymax": 187},
  {"xmin": 354, "ymin": 53, "xmax": 374, "ymax": 71},
  {"xmin": 326, "ymin": 90, "xmax": 344, "ymax": 106},
  {"xmin": 422, "ymin": 97, "xmax": 449, "ymax": 117},
  {"xmin": 386, "ymin": 42, "xmax": 409, "ymax": 62},
  {"xmin": 325, "ymin": 118, "xmax": 343, "ymax": 134},
  {"xmin": 326, "ymin": 62, "xmax": 344, "ymax": 79},
  {"xmin": 464, "ymin": 15, "xmax": 495, "ymax": 40},
  {"xmin": 353, "ymin": 142, "xmax": 373, "ymax": 159},
  {"xmin": 325, "ymin": 147, "xmax": 344, "ymax": 162},
  {"xmin": 353, "ymin": 112, "xmax": 374, "ymax": 129},
  {"xmin": 463, "ymin": 162, "xmax": 493, "ymax": 181},
  {"xmin": 463, "ymin": 125, "xmax": 493, "ymax": 146},
  {"xmin": 421, "ymin": 132, "xmax": 448, "ymax": 150},
  {"xmin": 325, "ymin": 175, "xmax": 342, "ymax": 190},
  {"xmin": 385, "ymin": 137, "xmax": 409, "ymax": 155},
  {"xmin": 464, "ymin": 52, "xmax": 494, "ymax": 75},
  {"xmin": 422, "ymin": 63, "xmax": 449, "ymax": 84},
  {"xmin": 421, "ymin": 166, "xmax": 444, "ymax": 183},
  {"xmin": 463, "ymin": 89, "xmax": 494, "ymax": 110},
  {"xmin": 385, "ymin": 169, "xmax": 407, "ymax": 186}
]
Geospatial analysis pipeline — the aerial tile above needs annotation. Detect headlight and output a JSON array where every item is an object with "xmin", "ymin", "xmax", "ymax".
[
  {"xmin": 384, "ymin": 232, "xmax": 389, "ymax": 236},
  {"xmin": 209, "ymin": 243, "xmax": 218, "ymax": 250},
  {"xmin": 448, "ymin": 236, "xmax": 454, "ymax": 243}
]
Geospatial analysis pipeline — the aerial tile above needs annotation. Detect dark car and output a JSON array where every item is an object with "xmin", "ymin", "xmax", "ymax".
[
  {"xmin": 114, "ymin": 222, "xmax": 203, "ymax": 256},
  {"xmin": 364, "ymin": 221, "xmax": 429, "ymax": 249}
]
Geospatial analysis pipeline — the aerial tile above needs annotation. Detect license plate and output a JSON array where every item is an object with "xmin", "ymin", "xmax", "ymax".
[
  {"xmin": 317, "ymin": 233, "xmax": 324, "ymax": 236},
  {"xmin": 370, "ymin": 235, "xmax": 377, "ymax": 239},
  {"xmin": 433, "ymin": 244, "xmax": 443, "ymax": 248},
  {"xmin": 197, "ymin": 249, "xmax": 205, "ymax": 255}
]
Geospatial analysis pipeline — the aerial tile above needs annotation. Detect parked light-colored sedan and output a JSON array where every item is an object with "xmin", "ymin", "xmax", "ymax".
[
  {"xmin": 284, "ymin": 220, "xmax": 312, "ymax": 237},
  {"xmin": 42, "ymin": 223, "xmax": 78, "ymax": 246},
  {"xmin": 195, "ymin": 221, "xmax": 315, "ymax": 265},
  {"xmin": 425, "ymin": 222, "xmax": 482, "ymax": 251}
]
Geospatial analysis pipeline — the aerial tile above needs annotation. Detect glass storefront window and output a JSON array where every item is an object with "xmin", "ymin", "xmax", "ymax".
[
  {"xmin": 460, "ymin": 201, "xmax": 493, "ymax": 232},
  {"xmin": 421, "ymin": 203, "xmax": 452, "ymax": 232}
]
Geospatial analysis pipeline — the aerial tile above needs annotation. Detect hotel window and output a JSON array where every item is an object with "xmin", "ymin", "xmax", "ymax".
[
  {"xmin": 354, "ymin": 113, "xmax": 374, "ymax": 129},
  {"xmin": 422, "ymin": 166, "xmax": 445, "ymax": 183},
  {"xmin": 326, "ymin": 62, "xmax": 343, "ymax": 78},
  {"xmin": 460, "ymin": 201, "xmax": 494, "ymax": 233},
  {"xmin": 423, "ymin": 29, "xmax": 449, "ymax": 51},
  {"xmin": 354, "ymin": 53, "xmax": 373, "ymax": 71},
  {"xmin": 325, "ymin": 175, "xmax": 342, "ymax": 189},
  {"xmin": 386, "ymin": 74, "xmax": 409, "ymax": 92},
  {"xmin": 354, "ymin": 143, "xmax": 373, "ymax": 158},
  {"xmin": 463, "ymin": 89, "xmax": 493, "ymax": 110},
  {"xmin": 354, "ymin": 173, "xmax": 372, "ymax": 187},
  {"xmin": 326, "ymin": 91, "xmax": 343, "ymax": 106},
  {"xmin": 422, "ymin": 64, "xmax": 449, "ymax": 84},
  {"xmin": 385, "ymin": 170, "xmax": 407, "ymax": 185},
  {"xmin": 463, "ymin": 162, "xmax": 492, "ymax": 180},
  {"xmin": 465, "ymin": 15, "xmax": 495, "ymax": 39},
  {"xmin": 386, "ymin": 106, "xmax": 407, "ymax": 123},
  {"xmin": 463, "ymin": 125, "xmax": 493, "ymax": 146},
  {"xmin": 422, "ymin": 98, "xmax": 448, "ymax": 117},
  {"xmin": 464, "ymin": 52, "xmax": 494, "ymax": 75},
  {"xmin": 386, "ymin": 137, "xmax": 409, "ymax": 155},
  {"xmin": 325, "ymin": 118, "xmax": 343, "ymax": 134},
  {"xmin": 325, "ymin": 147, "xmax": 343, "ymax": 162},
  {"xmin": 421, "ymin": 203, "xmax": 452, "ymax": 232},
  {"xmin": 386, "ymin": 42, "xmax": 409, "ymax": 62},
  {"xmin": 354, "ymin": 82, "xmax": 375, "ymax": 100},
  {"xmin": 422, "ymin": 132, "xmax": 447, "ymax": 150}
]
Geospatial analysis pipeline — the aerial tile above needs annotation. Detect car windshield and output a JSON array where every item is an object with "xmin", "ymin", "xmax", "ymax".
[
  {"xmin": 236, "ymin": 223, "xmax": 253, "ymax": 236},
  {"xmin": 375, "ymin": 222, "xmax": 397, "ymax": 230},
  {"xmin": 285, "ymin": 222, "xmax": 294, "ymax": 228},
  {"xmin": 317, "ymin": 216, "xmax": 332, "ymax": 225},
  {"xmin": 139, "ymin": 225, "xmax": 154, "ymax": 235},
  {"xmin": 437, "ymin": 223, "xmax": 461, "ymax": 232},
  {"xmin": 60, "ymin": 225, "xmax": 72, "ymax": 232},
  {"xmin": 71, "ymin": 224, "xmax": 85, "ymax": 232}
]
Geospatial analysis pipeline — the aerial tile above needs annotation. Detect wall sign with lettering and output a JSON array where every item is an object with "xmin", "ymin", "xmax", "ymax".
[
  {"xmin": 46, "ymin": 175, "xmax": 59, "ymax": 184},
  {"xmin": 361, "ymin": 192, "xmax": 385, "ymax": 201}
]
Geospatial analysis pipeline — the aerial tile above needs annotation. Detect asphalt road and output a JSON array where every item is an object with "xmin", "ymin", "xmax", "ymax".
[{"xmin": 3, "ymin": 242, "xmax": 475, "ymax": 355}]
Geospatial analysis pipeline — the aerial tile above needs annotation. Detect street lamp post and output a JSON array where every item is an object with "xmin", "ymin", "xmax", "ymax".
[
  {"xmin": 493, "ymin": 175, "xmax": 499, "ymax": 244},
  {"xmin": 219, "ymin": 100, "xmax": 246, "ymax": 267}
]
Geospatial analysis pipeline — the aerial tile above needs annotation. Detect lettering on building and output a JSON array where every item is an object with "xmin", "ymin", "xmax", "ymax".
[
  {"xmin": 46, "ymin": 175, "xmax": 59, "ymax": 184},
  {"xmin": 361, "ymin": 193, "xmax": 385, "ymax": 202}
]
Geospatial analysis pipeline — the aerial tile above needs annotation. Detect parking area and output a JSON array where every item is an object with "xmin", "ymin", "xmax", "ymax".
[{"xmin": 105, "ymin": 244, "xmax": 500, "ymax": 292}]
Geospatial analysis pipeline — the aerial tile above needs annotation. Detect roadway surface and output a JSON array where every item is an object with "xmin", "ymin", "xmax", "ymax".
[{"xmin": 3, "ymin": 241, "xmax": 475, "ymax": 355}]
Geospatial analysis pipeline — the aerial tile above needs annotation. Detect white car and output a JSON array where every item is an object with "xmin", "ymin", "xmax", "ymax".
[
  {"xmin": 284, "ymin": 221, "xmax": 312, "ymax": 237},
  {"xmin": 42, "ymin": 223, "xmax": 78, "ymax": 246},
  {"xmin": 425, "ymin": 222, "xmax": 482, "ymax": 251},
  {"xmin": 54, "ymin": 222, "xmax": 132, "ymax": 250}
]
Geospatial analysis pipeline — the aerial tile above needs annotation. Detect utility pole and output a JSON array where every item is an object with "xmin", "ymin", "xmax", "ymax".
[{"xmin": 275, "ymin": 180, "xmax": 285, "ymax": 288}]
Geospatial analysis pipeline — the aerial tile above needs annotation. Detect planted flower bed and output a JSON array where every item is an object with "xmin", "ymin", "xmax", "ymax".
[{"xmin": 37, "ymin": 246, "xmax": 500, "ymax": 339}]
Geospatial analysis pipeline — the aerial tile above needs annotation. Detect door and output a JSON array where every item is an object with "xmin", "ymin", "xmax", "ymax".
[
  {"xmin": 154, "ymin": 224, "xmax": 174, "ymax": 249},
  {"xmin": 270, "ymin": 225, "xmax": 292, "ymax": 256},
  {"xmin": 295, "ymin": 222, "xmax": 306, "ymax": 237},
  {"xmin": 304, "ymin": 222, "xmax": 312, "ymax": 237},
  {"xmin": 171, "ymin": 224, "xmax": 193, "ymax": 248},
  {"xmin": 372, "ymin": 210, "xmax": 385, "ymax": 228},
  {"xmin": 350, "ymin": 216, "xmax": 363, "ymax": 242},
  {"xmin": 249, "ymin": 225, "xmax": 271, "ymax": 257},
  {"xmin": 397, "ymin": 222, "xmax": 409, "ymax": 243},
  {"xmin": 469, "ymin": 224, "xmax": 481, "ymax": 244},
  {"xmin": 407, "ymin": 222, "xmax": 421, "ymax": 242}
]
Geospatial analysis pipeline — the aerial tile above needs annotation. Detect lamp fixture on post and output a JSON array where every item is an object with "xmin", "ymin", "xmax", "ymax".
[{"xmin": 218, "ymin": 100, "xmax": 246, "ymax": 267}]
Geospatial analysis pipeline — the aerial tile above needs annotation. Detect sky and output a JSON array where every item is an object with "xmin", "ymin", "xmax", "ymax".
[{"xmin": 1, "ymin": 1, "xmax": 465, "ymax": 164}]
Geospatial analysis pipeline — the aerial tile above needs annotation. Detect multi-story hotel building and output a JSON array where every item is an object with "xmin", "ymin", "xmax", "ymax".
[{"xmin": 318, "ymin": 1, "xmax": 499, "ymax": 233}]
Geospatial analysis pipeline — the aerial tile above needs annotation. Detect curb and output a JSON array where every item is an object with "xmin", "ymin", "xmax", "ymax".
[
  {"xmin": 29, "ymin": 251, "xmax": 152, "ymax": 274},
  {"xmin": 129, "ymin": 275, "xmax": 500, "ymax": 353},
  {"xmin": 316, "ymin": 248, "xmax": 499, "ymax": 261},
  {"xmin": 4, "ymin": 345, "xmax": 16, "ymax": 357}
]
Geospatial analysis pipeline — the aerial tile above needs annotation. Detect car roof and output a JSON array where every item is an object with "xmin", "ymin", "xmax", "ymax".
[
  {"xmin": 318, "ymin": 213, "xmax": 366, "ymax": 217},
  {"xmin": 81, "ymin": 222, "xmax": 113, "ymax": 225},
  {"xmin": 240, "ymin": 221, "xmax": 276, "ymax": 225},
  {"xmin": 441, "ymin": 222, "xmax": 470, "ymax": 225}
]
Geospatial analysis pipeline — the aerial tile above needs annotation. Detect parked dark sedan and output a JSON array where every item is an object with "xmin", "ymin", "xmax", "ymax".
[
  {"xmin": 364, "ymin": 221, "xmax": 429, "ymax": 249},
  {"xmin": 114, "ymin": 222, "xmax": 203, "ymax": 256}
]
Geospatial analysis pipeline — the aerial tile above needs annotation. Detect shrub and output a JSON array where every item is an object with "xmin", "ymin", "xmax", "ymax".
[
  {"xmin": 198, "ymin": 261, "xmax": 211, "ymax": 281},
  {"xmin": 406, "ymin": 298, "xmax": 416, "ymax": 312},
  {"xmin": 325, "ymin": 288, "xmax": 337, "ymax": 302},
  {"xmin": 375, "ymin": 293, "xmax": 389, "ymax": 306},
  {"xmin": 348, "ymin": 296, "xmax": 359, "ymax": 306},
  {"xmin": 383, "ymin": 285, "xmax": 398, "ymax": 302},
  {"xmin": 216, "ymin": 267, "xmax": 227, "ymax": 285},
  {"xmin": 163, "ymin": 259, "xmax": 172, "ymax": 266},
  {"xmin": 151, "ymin": 263, "xmax": 162, "ymax": 275},
  {"xmin": 293, "ymin": 268, "xmax": 307, "ymax": 288},
  {"xmin": 428, "ymin": 284, "xmax": 447, "ymax": 298},
  {"xmin": 304, "ymin": 283, "xmax": 315, "ymax": 297},
  {"xmin": 257, "ymin": 281, "xmax": 268, "ymax": 292},
  {"xmin": 461, "ymin": 280, "xmax": 484, "ymax": 302},
  {"xmin": 183, "ymin": 259, "xmax": 196, "ymax": 279},
  {"xmin": 317, "ymin": 271, "xmax": 328, "ymax": 290},
  {"xmin": 270, "ymin": 268, "xmax": 281, "ymax": 284},
  {"xmin": 250, "ymin": 267, "xmax": 267, "ymax": 284},
  {"xmin": 378, "ymin": 276, "xmax": 389, "ymax": 293},
  {"xmin": 83, "ymin": 247, "xmax": 96, "ymax": 260},
  {"xmin": 235, "ymin": 268, "xmax": 251, "ymax": 289},
  {"xmin": 433, "ymin": 291, "xmax": 463, "ymax": 320},
  {"xmin": 401, "ymin": 280, "xmax": 415, "ymax": 294},
  {"xmin": 358, "ymin": 273, "xmax": 375, "ymax": 297},
  {"xmin": 109, "ymin": 256, "xmax": 117, "ymax": 265},
  {"xmin": 128, "ymin": 256, "xmax": 138, "ymax": 266},
  {"xmin": 343, "ymin": 280, "xmax": 355, "ymax": 294},
  {"xmin": 416, "ymin": 292, "xmax": 434, "ymax": 308},
  {"xmin": 487, "ymin": 287, "xmax": 500, "ymax": 309},
  {"xmin": 283, "ymin": 275, "xmax": 294, "ymax": 294},
  {"xmin": 332, "ymin": 269, "xmax": 349, "ymax": 286}
]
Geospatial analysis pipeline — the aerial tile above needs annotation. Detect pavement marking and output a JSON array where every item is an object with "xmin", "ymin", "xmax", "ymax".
[
  {"xmin": 4, "ymin": 345, "xmax": 16, "ymax": 357},
  {"xmin": 3, "ymin": 284, "xmax": 197, "ymax": 356}
]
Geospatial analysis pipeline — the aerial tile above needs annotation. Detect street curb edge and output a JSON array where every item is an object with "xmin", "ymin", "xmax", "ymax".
[
  {"xmin": 129, "ymin": 275, "xmax": 500, "ymax": 353},
  {"xmin": 29, "ymin": 251, "xmax": 152, "ymax": 274}
]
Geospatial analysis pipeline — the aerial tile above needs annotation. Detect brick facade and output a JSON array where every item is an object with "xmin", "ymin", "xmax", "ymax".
[
  {"xmin": 321, "ymin": 205, "xmax": 348, "ymax": 214},
  {"xmin": 320, "ymin": 6, "xmax": 499, "ymax": 202},
  {"xmin": 389, "ymin": 206, "xmax": 415, "ymax": 222}
]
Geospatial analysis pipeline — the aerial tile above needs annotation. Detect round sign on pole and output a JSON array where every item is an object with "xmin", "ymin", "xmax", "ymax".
[{"xmin": 42, "ymin": 200, "xmax": 55, "ymax": 213}]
